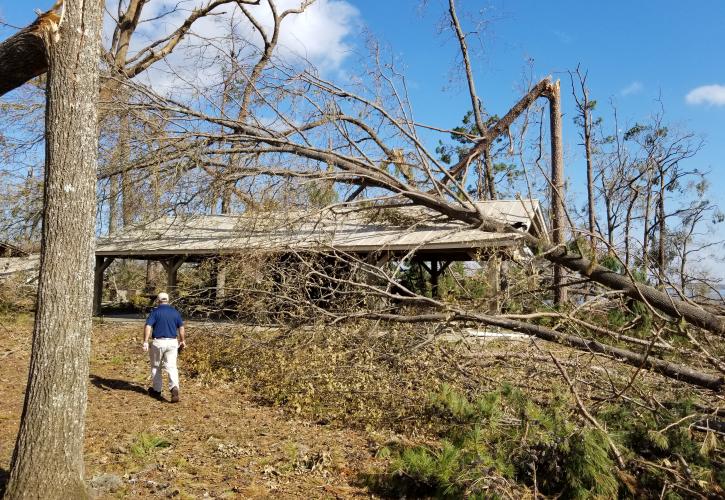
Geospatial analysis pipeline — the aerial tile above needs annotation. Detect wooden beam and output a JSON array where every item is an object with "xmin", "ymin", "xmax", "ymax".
[
  {"xmin": 430, "ymin": 260, "xmax": 440, "ymax": 298},
  {"xmin": 437, "ymin": 260, "xmax": 453, "ymax": 275},
  {"xmin": 419, "ymin": 261, "xmax": 432, "ymax": 275}
]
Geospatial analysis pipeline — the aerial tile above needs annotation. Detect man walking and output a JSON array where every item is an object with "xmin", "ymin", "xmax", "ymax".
[{"xmin": 143, "ymin": 292, "xmax": 186, "ymax": 403}]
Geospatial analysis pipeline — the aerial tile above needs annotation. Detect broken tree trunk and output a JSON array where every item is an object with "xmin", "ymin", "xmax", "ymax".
[
  {"xmin": 4, "ymin": 0, "xmax": 103, "ymax": 497},
  {"xmin": 547, "ymin": 80, "xmax": 568, "ymax": 305},
  {"xmin": 0, "ymin": 8, "xmax": 59, "ymax": 96},
  {"xmin": 439, "ymin": 78, "xmax": 551, "ymax": 186},
  {"xmin": 546, "ymin": 248, "xmax": 725, "ymax": 336},
  {"xmin": 260, "ymin": 140, "xmax": 725, "ymax": 338}
]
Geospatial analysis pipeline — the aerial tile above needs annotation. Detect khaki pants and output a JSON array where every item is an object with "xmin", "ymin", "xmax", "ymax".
[{"xmin": 149, "ymin": 338, "xmax": 179, "ymax": 392}]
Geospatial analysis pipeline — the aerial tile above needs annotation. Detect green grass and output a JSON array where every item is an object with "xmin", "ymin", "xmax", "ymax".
[{"xmin": 130, "ymin": 433, "xmax": 171, "ymax": 458}]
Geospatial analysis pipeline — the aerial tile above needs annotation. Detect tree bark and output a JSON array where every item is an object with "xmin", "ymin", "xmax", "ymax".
[
  {"xmin": 547, "ymin": 80, "xmax": 568, "ymax": 305},
  {"xmin": 657, "ymin": 168, "xmax": 667, "ymax": 286},
  {"xmin": 483, "ymin": 144, "xmax": 496, "ymax": 200},
  {"xmin": 546, "ymin": 247, "xmax": 725, "ymax": 336},
  {"xmin": 440, "ymin": 78, "xmax": 551, "ymax": 186},
  {"xmin": 108, "ymin": 175, "xmax": 119, "ymax": 234},
  {"xmin": 570, "ymin": 68, "xmax": 597, "ymax": 249},
  {"xmin": 4, "ymin": 0, "xmax": 103, "ymax": 498},
  {"xmin": 642, "ymin": 173, "xmax": 653, "ymax": 272},
  {"xmin": 583, "ymin": 95, "xmax": 596, "ymax": 249},
  {"xmin": 624, "ymin": 189, "xmax": 638, "ymax": 269},
  {"xmin": 119, "ymin": 109, "xmax": 134, "ymax": 227}
]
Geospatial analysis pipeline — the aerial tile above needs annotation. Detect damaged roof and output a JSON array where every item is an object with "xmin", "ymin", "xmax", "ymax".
[{"xmin": 96, "ymin": 199, "xmax": 547, "ymax": 259}]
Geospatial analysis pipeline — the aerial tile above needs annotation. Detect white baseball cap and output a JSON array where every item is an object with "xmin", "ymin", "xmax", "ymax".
[{"xmin": 157, "ymin": 292, "xmax": 170, "ymax": 302}]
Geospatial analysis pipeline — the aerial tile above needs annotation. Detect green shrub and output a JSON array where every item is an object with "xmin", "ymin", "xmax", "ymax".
[{"xmin": 388, "ymin": 385, "xmax": 619, "ymax": 498}]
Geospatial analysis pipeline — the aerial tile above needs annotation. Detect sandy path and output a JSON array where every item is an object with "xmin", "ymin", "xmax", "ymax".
[{"xmin": 1, "ymin": 320, "xmax": 378, "ymax": 499}]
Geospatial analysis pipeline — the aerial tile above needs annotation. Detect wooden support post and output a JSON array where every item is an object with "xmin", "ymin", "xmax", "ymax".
[
  {"xmin": 430, "ymin": 260, "xmax": 439, "ymax": 298},
  {"xmin": 365, "ymin": 251, "xmax": 391, "ymax": 268},
  {"xmin": 144, "ymin": 260, "xmax": 162, "ymax": 296},
  {"xmin": 161, "ymin": 256, "xmax": 186, "ymax": 296},
  {"xmin": 547, "ymin": 80, "xmax": 568, "ymax": 305},
  {"xmin": 362, "ymin": 251, "xmax": 391, "ymax": 283},
  {"xmin": 488, "ymin": 254, "xmax": 502, "ymax": 313},
  {"xmin": 421, "ymin": 260, "xmax": 452, "ymax": 298},
  {"xmin": 93, "ymin": 256, "xmax": 115, "ymax": 316},
  {"xmin": 215, "ymin": 258, "xmax": 227, "ymax": 306}
]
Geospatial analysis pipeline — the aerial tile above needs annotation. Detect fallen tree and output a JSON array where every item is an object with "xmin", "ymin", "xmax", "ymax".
[
  {"xmin": 113, "ymin": 73, "xmax": 725, "ymax": 339},
  {"xmin": 363, "ymin": 312, "xmax": 724, "ymax": 391}
]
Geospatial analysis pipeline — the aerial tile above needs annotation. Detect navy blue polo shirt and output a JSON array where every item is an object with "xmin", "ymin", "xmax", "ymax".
[{"xmin": 146, "ymin": 304, "xmax": 184, "ymax": 339}]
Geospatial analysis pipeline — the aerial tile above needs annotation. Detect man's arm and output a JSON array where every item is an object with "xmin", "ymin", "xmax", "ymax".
[
  {"xmin": 143, "ymin": 324, "xmax": 152, "ymax": 352},
  {"xmin": 178, "ymin": 325, "xmax": 186, "ymax": 348}
]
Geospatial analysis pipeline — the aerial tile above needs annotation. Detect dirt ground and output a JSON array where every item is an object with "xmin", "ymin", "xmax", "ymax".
[{"xmin": 0, "ymin": 318, "xmax": 382, "ymax": 499}]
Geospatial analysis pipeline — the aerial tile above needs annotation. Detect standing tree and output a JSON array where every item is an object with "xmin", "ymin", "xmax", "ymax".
[
  {"xmin": 1, "ymin": 0, "xmax": 103, "ymax": 497},
  {"xmin": 570, "ymin": 65, "xmax": 599, "ymax": 249}
]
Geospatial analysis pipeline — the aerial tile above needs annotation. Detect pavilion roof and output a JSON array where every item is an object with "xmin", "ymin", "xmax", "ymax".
[{"xmin": 96, "ymin": 199, "xmax": 547, "ymax": 259}]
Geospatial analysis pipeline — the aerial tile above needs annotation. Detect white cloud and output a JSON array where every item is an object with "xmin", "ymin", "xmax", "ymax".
[
  {"xmin": 685, "ymin": 84, "xmax": 725, "ymax": 106},
  {"xmin": 620, "ymin": 81, "xmax": 643, "ymax": 96},
  {"xmin": 104, "ymin": 0, "xmax": 360, "ymax": 95}
]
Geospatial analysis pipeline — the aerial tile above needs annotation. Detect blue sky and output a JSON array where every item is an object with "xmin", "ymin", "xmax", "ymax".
[
  {"xmin": 2, "ymin": 0, "xmax": 722, "ymax": 185},
  {"xmin": 2, "ymin": 1, "xmax": 723, "ymax": 277},
  {"xmin": 349, "ymin": 0, "xmax": 725, "ymax": 279},
  {"xmin": 347, "ymin": 1, "xmax": 725, "ymax": 180}
]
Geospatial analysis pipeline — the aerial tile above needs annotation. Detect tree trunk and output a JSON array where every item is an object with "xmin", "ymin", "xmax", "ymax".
[
  {"xmin": 367, "ymin": 312, "xmax": 724, "ymax": 391},
  {"xmin": 108, "ymin": 175, "xmax": 119, "ymax": 234},
  {"xmin": 642, "ymin": 174, "xmax": 653, "ymax": 272},
  {"xmin": 547, "ymin": 80, "xmax": 567, "ymax": 305},
  {"xmin": 582, "ymin": 94, "xmax": 597, "ymax": 249},
  {"xmin": 657, "ymin": 169, "xmax": 666, "ymax": 286},
  {"xmin": 604, "ymin": 192, "xmax": 614, "ymax": 254},
  {"xmin": 440, "ymin": 78, "xmax": 551, "ymax": 187},
  {"xmin": 624, "ymin": 191, "xmax": 637, "ymax": 269},
  {"xmin": 119, "ymin": 109, "xmax": 134, "ymax": 227},
  {"xmin": 546, "ymin": 247, "xmax": 725, "ymax": 336},
  {"xmin": 4, "ymin": 1, "xmax": 102, "ymax": 498},
  {"xmin": 483, "ymin": 144, "xmax": 496, "ymax": 200}
]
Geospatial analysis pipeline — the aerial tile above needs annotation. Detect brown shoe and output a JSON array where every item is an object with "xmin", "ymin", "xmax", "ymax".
[
  {"xmin": 147, "ymin": 387, "xmax": 163, "ymax": 400},
  {"xmin": 170, "ymin": 387, "xmax": 180, "ymax": 403}
]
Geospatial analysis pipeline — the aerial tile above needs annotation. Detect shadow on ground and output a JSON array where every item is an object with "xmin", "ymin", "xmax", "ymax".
[
  {"xmin": 357, "ymin": 471, "xmax": 431, "ymax": 499},
  {"xmin": 0, "ymin": 467, "xmax": 8, "ymax": 496},
  {"xmin": 90, "ymin": 374, "xmax": 147, "ymax": 395}
]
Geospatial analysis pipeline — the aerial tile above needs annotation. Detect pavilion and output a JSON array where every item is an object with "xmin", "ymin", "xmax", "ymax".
[{"xmin": 93, "ymin": 199, "xmax": 548, "ymax": 314}]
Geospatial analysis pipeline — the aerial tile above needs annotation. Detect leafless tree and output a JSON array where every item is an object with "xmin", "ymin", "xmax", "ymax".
[{"xmin": 570, "ymin": 65, "xmax": 598, "ymax": 249}]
